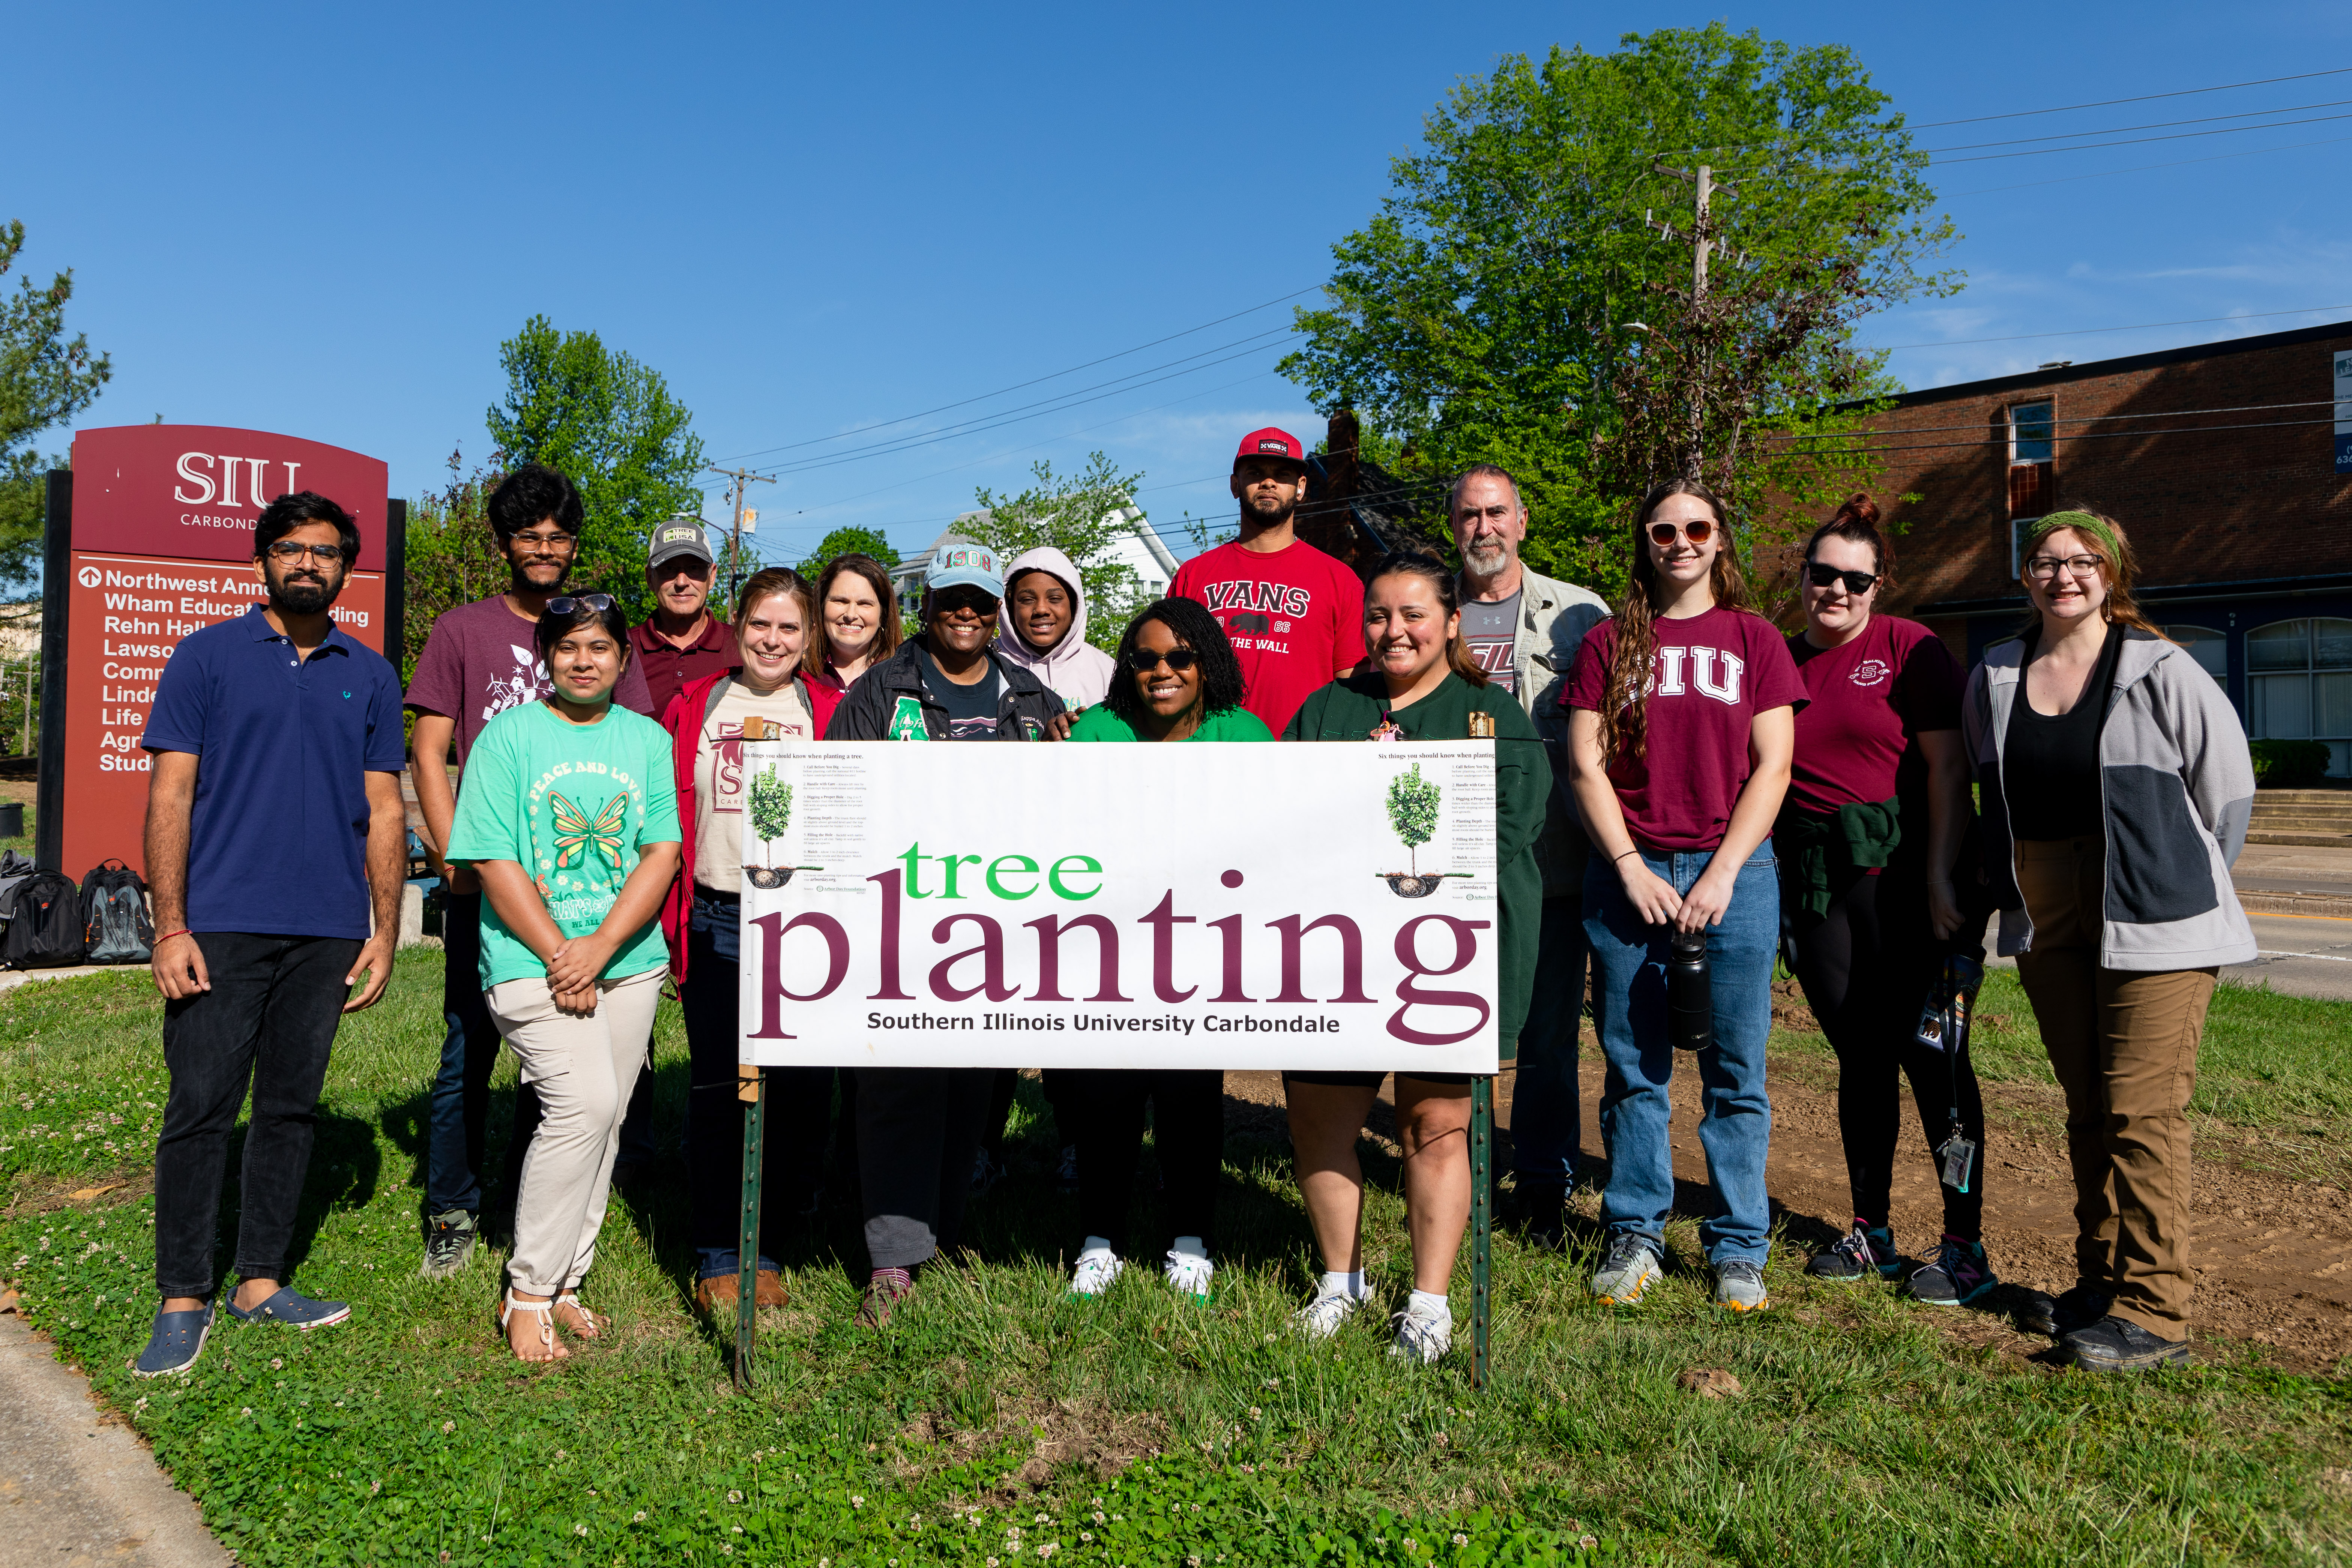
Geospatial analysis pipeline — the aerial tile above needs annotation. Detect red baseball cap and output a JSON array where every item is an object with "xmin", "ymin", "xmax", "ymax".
[{"xmin": 1233, "ymin": 427, "xmax": 1306, "ymax": 468}]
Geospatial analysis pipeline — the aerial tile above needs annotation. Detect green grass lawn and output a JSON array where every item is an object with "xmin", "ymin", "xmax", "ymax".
[{"xmin": 4, "ymin": 957, "xmax": 2351, "ymax": 1566}]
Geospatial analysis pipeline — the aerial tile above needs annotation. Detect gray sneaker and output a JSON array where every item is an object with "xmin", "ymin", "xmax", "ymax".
[
  {"xmin": 420, "ymin": 1209, "xmax": 477, "ymax": 1280},
  {"xmin": 1590, "ymin": 1233, "xmax": 1663, "ymax": 1305},
  {"xmin": 1714, "ymin": 1257, "xmax": 1769, "ymax": 1313}
]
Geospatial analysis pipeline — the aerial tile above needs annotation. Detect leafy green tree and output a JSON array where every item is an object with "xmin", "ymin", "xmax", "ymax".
[
  {"xmin": 965, "ymin": 452, "xmax": 1147, "ymax": 652},
  {"xmin": 747, "ymin": 765, "xmax": 791, "ymax": 864},
  {"xmin": 487, "ymin": 314, "xmax": 706, "ymax": 622},
  {"xmin": 0, "ymin": 222, "xmax": 111, "ymax": 592},
  {"xmin": 795, "ymin": 525, "xmax": 897, "ymax": 578},
  {"xmin": 1280, "ymin": 25, "xmax": 1956, "ymax": 601},
  {"xmin": 1386, "ymin": 763, "xmax": 1440, "ymax": 875},
  {"xmin": 401, "ymin": 448, "xmax": 509, "ymax": 685}
]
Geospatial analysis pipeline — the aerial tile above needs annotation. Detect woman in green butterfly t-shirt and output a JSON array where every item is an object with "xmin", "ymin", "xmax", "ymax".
[{"xmin": 446, "ymin": 597, "xmax": 681, "ymax": 1363}]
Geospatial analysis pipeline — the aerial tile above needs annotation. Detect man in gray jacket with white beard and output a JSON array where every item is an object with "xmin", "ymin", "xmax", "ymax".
[{"xmin": 1448, "ymin": 464, "xmax": 1609, "ymax": 1245}]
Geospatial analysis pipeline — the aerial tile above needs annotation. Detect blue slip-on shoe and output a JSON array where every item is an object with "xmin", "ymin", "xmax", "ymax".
[
  {"xmin": 131, "ymin": 1301, "xmax": 215, "ymax": 1377},
  {"xmin": 223, "ymin": 1286, "xmax": 351, "ymax": 1331}
]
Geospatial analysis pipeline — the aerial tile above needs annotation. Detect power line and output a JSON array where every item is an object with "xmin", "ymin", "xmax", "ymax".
[
  {"xmin": 1908, "ymin": 65, "xmax": 2352, "ymax": 130},
  {"xmin": 705, "ymin": 286, "xmax": 1321, "ymax": 465},
  {"xmin": 1771, "ymin": 398, "xmax": 2346, "ymax": 442},
  {"xmin": 1921, "ymin": 93, "xmax": 2352, "ymax": 155},
  {"xmin": 1940, "ymin": 132, "xmax": 2352, "ymax": 198},
  {"xmin": 1933, "ymin": 107, "xmax": 2352, "ymax": 164},
  {"xmin": 1872, "ymin": 305, "xmax": 2352, "ymax": 353},
  {"xmin": 1771, "ymin": 415, "xmax": 2340, "ymax": 456}
]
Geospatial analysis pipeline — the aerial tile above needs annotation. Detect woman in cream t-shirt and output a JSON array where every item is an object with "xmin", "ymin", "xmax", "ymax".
[{"xmin": 658, "ymin": 567, "xmax": 842, "ymax": 1316}]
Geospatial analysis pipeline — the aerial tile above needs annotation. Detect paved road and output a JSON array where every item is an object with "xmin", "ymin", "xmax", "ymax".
[{"xmin": 1984, "ymin": 910, "xmax": 2352, "ymax": 1001}]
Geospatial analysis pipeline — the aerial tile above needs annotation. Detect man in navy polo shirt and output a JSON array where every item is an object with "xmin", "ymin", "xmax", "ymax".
[{"xmin": 132, "ymin": 491, "xmax": 407, "ymax": 1377}]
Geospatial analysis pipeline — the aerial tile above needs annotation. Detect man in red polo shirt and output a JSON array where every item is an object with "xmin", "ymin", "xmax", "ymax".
[
  {"xmin": 631, "ymin": 517, "xmax": 736, "ymax": 716},
  {"xmin": 1169, "ymin": 427, "xmax": 1366, "ymax": 734}
]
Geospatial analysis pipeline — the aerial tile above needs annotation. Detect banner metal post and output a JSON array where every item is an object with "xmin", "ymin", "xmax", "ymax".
[
  {"xmin": 1470, "ymin": 1073, "xmax": 1492, "ymax": 1390},
  {"xmin": 734, "ymin": 1065, "xmax": 764, "ymax": 1391}
]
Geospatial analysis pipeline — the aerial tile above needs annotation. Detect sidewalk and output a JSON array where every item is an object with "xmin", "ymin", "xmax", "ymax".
[{"xmin": 0, "ymin": 1308, "xmax": 228, "ymax": 1566}]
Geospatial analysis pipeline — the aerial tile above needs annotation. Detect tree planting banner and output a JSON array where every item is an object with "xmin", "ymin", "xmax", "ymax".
[{"xmin": 735, "ymin": 742, "xmax": 1500, "ymax": 1071}]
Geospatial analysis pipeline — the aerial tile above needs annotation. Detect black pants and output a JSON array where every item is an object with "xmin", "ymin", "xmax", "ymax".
[
  {"xmin": 426, "ymin": 892, "xmax": 537, "ymax": 1217},
  {"xmin": 1063, "ymin": 1069, "xmax": 1222, "ymax": 1256},
  {"xmin": 1790, "ymin": 871, "xmax": 1985, "ymax": 1239},
  {"xmin": 981, "ymin": 1066, "xmax": 1072, "ymax": 1161},
  {"xmin": 680, "ymin": 892, "xmax": 828, "ymax": 1277},
  {"xmin": 154, "ymin": 932, "xmax": 362, "ymax": 1298},
  {"xmin": 854, "ymin": 1066, "xmax": 991, "ymax": 1271}
]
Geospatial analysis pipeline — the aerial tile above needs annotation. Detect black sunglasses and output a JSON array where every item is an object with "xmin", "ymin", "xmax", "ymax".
[
  {"xmin": 1804, "ymin": 562, "xmax": 1878, "ymax": 595},
  {"xmin": 1124, "ymin": 646, "xmax": 1198, "ymax": 673},
  {"xmin": 545, "ymin": 594, "xmax": 615, "ymax": 615}
]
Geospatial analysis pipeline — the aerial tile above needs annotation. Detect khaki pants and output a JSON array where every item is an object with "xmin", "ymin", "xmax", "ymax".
[
  {"xmin": 487, "ymin": 965, "xmax": 667, "ymax": 1297},
  {"xmin": 2013, "ymin": 837, "xmax": 2215, "ymax": 1337}
]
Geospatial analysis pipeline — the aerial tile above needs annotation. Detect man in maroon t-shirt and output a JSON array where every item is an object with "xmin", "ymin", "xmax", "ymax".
[
  {"xmin": 1168, "ymin": 428, "xmax": 1367, "ymax": 735},
  {"xmin": 405, "ymin": 463, "xmax": 658, "ymax": 1283}
]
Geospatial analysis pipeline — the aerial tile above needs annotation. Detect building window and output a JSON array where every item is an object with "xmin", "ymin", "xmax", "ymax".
[
  {"xmin": 2248, "ymin": 617, "xmax": 2352, "ymax": 776},
  {"xmin": 2162, "ymin": 625, "xmax": 2228, "ymax": 682},
  {"xmin": 2010, "ymin": 517, "xmax": 2040, "ymax": 579},
  {"xmin": 2008, "ymin": 401, "xmax": 2054, "ymax": 463}
]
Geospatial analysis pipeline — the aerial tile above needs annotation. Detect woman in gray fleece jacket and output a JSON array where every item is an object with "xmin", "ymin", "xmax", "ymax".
[{"xmin": 1961, "ymin": 508, "xmax": 2255, "ymax": 1374}]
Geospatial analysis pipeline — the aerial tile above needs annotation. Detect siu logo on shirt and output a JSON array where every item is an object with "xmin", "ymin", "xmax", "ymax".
[
  {"xmin": 1649, "ymin": 645, "xmax": 1745, "ymax": 705},
  {"xmin": 1850, "ymin": 658, "xmax": 1892, "ymax": 688}
]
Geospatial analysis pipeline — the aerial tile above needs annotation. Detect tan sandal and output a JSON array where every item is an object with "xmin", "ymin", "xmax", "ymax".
[
  {"xmin": 552, "ymin": 1293, "xmax": 607, "ymax": 1340},
  {"xmin": 497, "ymin": 1290, "xmax": 568, "ymax": 1362}
]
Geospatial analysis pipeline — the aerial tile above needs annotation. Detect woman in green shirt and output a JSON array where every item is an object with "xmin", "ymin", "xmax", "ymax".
[
  {"xmin": 446, "ymin": 597, "xmax": 683, "ymax": 1363},
  {"xmin": 1280, "ymin": 553, "xmax": 1551, "ymax": 1364},
  {"xmin": 1058, "ymin": 601, "xmax": 1268, "ymax": 1304}
]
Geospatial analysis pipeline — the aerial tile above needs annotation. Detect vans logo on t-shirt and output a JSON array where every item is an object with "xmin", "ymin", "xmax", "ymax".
[
  {"xmin": 1200, "ymin": 580, "xmax": 1312, "ymax": 619},
  {"xmin": 1649, "ymin": 646, "xmax": 1745, "ymax": 704},
  {"xmin": 1849, "ymin": 658, "xmax": 1892, "ymax": 688}
]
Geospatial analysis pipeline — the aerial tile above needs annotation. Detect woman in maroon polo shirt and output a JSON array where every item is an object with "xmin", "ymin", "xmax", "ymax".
[{"xmin": 1776, "ymin": 494, "xmax": 1990, "ymax": 1307}]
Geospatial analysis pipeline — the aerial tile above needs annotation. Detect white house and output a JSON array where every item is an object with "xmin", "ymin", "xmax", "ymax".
[{"xmin": 888, "ymin": 505, "xmax": 1181, "ymax": 618}]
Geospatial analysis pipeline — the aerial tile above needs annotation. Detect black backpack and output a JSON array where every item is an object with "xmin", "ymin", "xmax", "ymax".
[
  {"xmin": 80, "ymin": 860, "xmax": 154, "ymax": 965},
  {"xmin": 3, "ymin": 870, "xmax": 85, "ymax": 969}
]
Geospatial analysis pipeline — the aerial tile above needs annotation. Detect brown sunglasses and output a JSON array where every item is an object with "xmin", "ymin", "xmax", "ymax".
[{"xmin": 1647, "ymin": 518, "xmax": 1715, "ymax": 545}]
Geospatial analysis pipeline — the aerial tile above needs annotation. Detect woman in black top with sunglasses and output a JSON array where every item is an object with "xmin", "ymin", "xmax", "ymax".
[
  {"xmin": 1776, "ymin": 496, "xmax": 1991, "ymax": 1307},
  {"xmin": 1057, "ymin": 601, "xmax": 1266, "ymax": 1305}
]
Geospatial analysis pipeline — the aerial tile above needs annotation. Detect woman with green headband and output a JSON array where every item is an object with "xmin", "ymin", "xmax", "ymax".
[{"xmin": 1960, "ymin": 506, "xmax": 2255, "ymax": 1373}]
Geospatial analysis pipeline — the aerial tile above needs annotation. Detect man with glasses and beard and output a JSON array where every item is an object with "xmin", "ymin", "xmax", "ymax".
[
  {"xmin": 133, "ymin": 493, "xmax": 407, "ymax": 1376},
  {"xmin": 1448, "ymin": 464, "xmax": 1608, "ymax": 1247},
  {"xmin": 406, "ymin": 464, "xmax": 658, "ymax": 1280},
  {"xmin": 1169, "ymin": 428, "xmax": 1366, "ymax": 735}
]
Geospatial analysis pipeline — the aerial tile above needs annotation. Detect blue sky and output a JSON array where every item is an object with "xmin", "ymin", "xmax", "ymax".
[{"xmin": 12, "ymin": 2, "xmax": 2350, "ymax": 565}]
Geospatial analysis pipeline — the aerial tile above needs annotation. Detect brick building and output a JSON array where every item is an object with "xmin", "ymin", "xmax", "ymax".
[{"xmin": 1855, "ymin": 318, "xmax": 2352, "ymax": 775}]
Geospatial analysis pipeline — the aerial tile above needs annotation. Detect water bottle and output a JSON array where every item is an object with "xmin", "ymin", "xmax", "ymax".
[{"xmin": 1666, "ymin": 929, "xmax": 1713, "ymax": 1052}]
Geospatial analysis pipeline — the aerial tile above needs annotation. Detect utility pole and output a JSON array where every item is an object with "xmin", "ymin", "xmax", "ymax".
[
  {"xmin": 705, "ymin": 464, "xmax": 776, "ymax": 606},
  {"xmin": 1643, "ymin": 162, "xmax": 1747, "ymax": 478}
]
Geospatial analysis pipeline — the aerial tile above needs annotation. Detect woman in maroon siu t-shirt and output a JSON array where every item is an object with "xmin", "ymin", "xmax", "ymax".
[
  {"xmin": 1563, "ymin": 479, "xmax": 1802, "ymax": 1314},
  {"xmin": 1776, "ymin": 495, "xmax": 1992, "ymax": 1307}
]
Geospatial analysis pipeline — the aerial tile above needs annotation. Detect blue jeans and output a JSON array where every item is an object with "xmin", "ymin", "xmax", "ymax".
[
  {"xmin": 684, "ymin": 891, "xmax": 829, "ymax": 1281},
  {"xmin": 1584, "ymin": 840, "xmax": 1778, "ymax": 1265},
  {"xmin": 427, "ymin": 893, "xmax": 534, "ymax": 1217},
  {"xmin": 1510, "ymin": 897, "xmax": 1589, "ymax": 1193}
]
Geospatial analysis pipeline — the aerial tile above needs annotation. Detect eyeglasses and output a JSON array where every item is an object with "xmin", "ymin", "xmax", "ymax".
[
  {"xmin": 265, "ymin": 541, "xmax": 347, "ymax": 565},
  {"xmin": 1125, "ymin": 647, "xmax": 1198, "ymax": 673},
  {"xmin": 545, "ymin": 594, "xmax": 615, "ymax": 615},
  {"xmin": 508, "ymin": 530, "xmax": 578, "ymax": 553},
  {"xmin": 2024, "ymin": 554, "xmax": 2106, "ymax": 582},
  {"xmin": 1804, "ymin": 562, "xmax": 1878, "ymax": 594},
  {"xmin": 1647, "ymin": 518, "xmax": 1715, "ymax": 545}
]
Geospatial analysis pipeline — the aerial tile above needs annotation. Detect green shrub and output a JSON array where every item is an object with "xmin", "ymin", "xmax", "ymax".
[{"xmin": 2250, "ymin": 739, "xmax": 2331, "ymax": 788}]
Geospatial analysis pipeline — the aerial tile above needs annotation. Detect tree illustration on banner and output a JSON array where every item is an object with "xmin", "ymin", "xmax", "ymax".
[
  {"xmin": 1388, "ymin": 763, "xmax": 1439, "ymax": 875},
  {"xmin": 746, "ymin": 764, "xmax": 790, "ymax": 883}
]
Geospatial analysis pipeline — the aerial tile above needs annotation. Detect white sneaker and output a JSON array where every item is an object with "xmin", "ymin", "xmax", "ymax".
[
  {"xmin": 1292, "ymin": 1287, "xmax": 1363, "ymax": 1340},
  {"xmin": 1389, "ymin": 1304, "xmax": 1452, "ymax": 1365},
  {"xmin": 1164, "ymin": 1250, "xmax": 1214, "ymax": 1302},
  {"xmin": 1067, "ymin": 1248, "xmax": 1123, "ymax": 1299}
]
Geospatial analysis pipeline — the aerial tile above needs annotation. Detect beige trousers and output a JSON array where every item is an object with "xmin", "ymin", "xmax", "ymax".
[
  {"xmin": 2013, "ymin": 837, "xmax": 2215, "ymax": 1337},
  {"xmin": 487, "ymin": 964, "xmax": 666, "ymax": 1296}
]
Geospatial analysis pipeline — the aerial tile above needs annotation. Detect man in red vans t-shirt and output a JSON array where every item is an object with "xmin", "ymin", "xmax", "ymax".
[{"xmin": 1168, "ymin": 428, "xmax": 1366, "ymax": 734}]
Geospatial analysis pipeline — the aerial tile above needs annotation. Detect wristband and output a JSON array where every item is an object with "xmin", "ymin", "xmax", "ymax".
[
  {"xmin": 1613, "ymin": 850, "xmax": 1640, "ymax": 865},
  {"xmin": 155, "ymin": 929, "xmax": 194, "ymax": 945}
]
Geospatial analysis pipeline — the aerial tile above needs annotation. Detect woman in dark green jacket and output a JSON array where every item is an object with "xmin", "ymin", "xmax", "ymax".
[{"xmin": 1280, "ymin": 552, "xmax": 1550, "ymax": 1363}]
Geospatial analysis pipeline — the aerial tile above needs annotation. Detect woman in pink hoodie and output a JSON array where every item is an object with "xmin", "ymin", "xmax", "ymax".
[{"xmin": 992, "ymin": 546, "xmax": 1117, "ymax": 713}]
